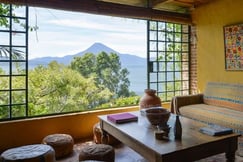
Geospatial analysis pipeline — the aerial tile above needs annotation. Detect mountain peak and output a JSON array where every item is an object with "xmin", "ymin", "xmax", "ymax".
[{"xmin": 81, "ymin": 42, "xmax": 119, "ymax": 55}]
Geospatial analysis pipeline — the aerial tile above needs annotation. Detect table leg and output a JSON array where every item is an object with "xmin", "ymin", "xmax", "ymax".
[
  {"xmin": 226, "ymin": 151, "xmax": 235, "ymax": 162},
  {"xmin": 101, "ymin": 130, "xmax": 109, "ymax": 144}
]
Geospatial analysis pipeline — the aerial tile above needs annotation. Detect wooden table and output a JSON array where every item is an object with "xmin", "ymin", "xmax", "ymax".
[{"xmin": 99, "ymin": 111, "xmax": 240, "ymax": 162}]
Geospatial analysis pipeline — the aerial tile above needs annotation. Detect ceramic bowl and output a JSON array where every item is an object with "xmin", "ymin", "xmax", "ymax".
[{"xmin": 145, "ymin": 107, "xmax": 170, "ymax": 126}]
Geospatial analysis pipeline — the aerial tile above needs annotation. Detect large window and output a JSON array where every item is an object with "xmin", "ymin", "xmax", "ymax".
[
  {"xmin": 0, "ymin": 4, "xmax": 190, "ymax": 121},
  {"xmin": 0, "ymin": 4, "xmax": 28, "ymax": 120},
  {"xmin": 147, "ymin": 21, "xmax": 190, "ymax": 102}
]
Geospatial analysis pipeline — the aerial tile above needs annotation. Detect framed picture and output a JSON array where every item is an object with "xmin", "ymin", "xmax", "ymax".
[{"xmin": 223, "ymin": 23, "xmax": 243, "ymax": 70}]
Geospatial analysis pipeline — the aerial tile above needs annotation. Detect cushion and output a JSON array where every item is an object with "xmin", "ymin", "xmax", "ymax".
[
  {"xmin": 179, "ymin": 104, "xmax": 243, "ymax": 134},
  {"xmin": 0, "ymin": 144, "xmax": 55, "ymax": 162},
  {"xmin": 203, "ymin": 82, "xmax": 243, "ymax": 112},
  {"xmin": 42, "ymin": 134, "xmax": 74, "ymax": 159}
]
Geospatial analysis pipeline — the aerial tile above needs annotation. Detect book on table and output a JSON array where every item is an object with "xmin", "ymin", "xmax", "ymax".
[
  {"xmin": 199, "ymin": 124, "xmax": 233, "ymax": 136},
  {"xmin": 107, "ymin": 112, "xmax": 138, "ymax": 124}
]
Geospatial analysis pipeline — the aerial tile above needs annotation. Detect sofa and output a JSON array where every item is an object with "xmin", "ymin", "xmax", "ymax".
[{"xmin": 171, "ymin": 82, "xmax": 243, "ymax": 155}]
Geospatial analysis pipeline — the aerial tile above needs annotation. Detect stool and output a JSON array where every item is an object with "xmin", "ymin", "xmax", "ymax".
[
  {"xmin": 79, "ymin": 144, "xmax": 115, "ymax": 162},
  {"xmin": 42, "ymin": 134, "xmax": 74, "ymax": 159},
  {"xmin": 93, "ymin": 122, "xmax": 120, "ymax": 145},
  {"xmin": 0, "ymin": 144, "xmax": 55, "ymax": 162}
]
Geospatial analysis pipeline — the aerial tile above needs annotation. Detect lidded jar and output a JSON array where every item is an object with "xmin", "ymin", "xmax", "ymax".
[{"xmin": 139, "ymin": 89, "xmax": 162, "ymax": 113}]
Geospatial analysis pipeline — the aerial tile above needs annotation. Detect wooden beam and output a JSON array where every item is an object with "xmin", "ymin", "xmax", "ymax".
[{"xmin": 0, "ymin": 0, "xmax": 192, "ymax": 24}]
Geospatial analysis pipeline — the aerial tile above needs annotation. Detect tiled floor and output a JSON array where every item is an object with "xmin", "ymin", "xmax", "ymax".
[{"xmin": 57, "ymin": 140, "xmax": 243, "ymax": 162}]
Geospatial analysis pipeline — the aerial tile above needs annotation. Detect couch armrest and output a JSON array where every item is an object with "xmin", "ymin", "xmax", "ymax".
[{"xmin": 171, "ymin": 94, "xmax": 204, "ymax": 114}]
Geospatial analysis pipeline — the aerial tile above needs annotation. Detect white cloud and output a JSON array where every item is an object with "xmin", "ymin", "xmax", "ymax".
[{"xmin": 28, "ymin": 7, "xmax": 147, "ymax": 59}]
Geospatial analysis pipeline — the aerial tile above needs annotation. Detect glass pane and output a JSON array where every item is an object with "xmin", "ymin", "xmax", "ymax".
[
  {"xmin": 12, "ymin": 6, "xmax": 26, "ymax": 17},
  {"xmin": 174, "ymin": 53, "xmax": 181, "ymax": 61},
  {"xmin": 175, "ymin": 72, "xmax": 181, "ymax": 80},
  {"xmin": 158, "ymin": 42, "xmax": 165, "ymax": 51},
  {"xmin": 158, "ymin": 72, "xmax": 165, "ymax": 82},
  {"xmin": 166, "ymin": 23, "xmax": 174, "ymax": 32},
  {"xmin": 0, "ymin": 106, "xmax": 10, "ymax": 120},
  {"xmin": 175, "ymin": 24, "xmax": 181, "ymax": 32},
  {"xmin": 158, "ymin": 62, "xmax": 165, "ymax": 71},
  {"xmin": 167, "ymin": 43, "xmax": 175, "ymax": 52},
  {"xmin": 182, "ymin": 52, "xmax": 189, "ymax": 61},
  {"xmin": 167, "ymin": 72, "xmax": 174, "ymax": 81},
  {"xmin": 149, "ymin": 73, "xmax": 157, "ymax": 82},
  {"xmin": 149, "ymin": 21, "xmax": 157, "ymax": 30},
  {"xmin": 12, "ymin": 18, "xmax": 26, "ymax": 32},
  {"xmin": 182, "ymin": 81, "xmax": 189, "ymax": 89},
  {"xmin": 167, "ymin": 32, "xmax": 174, "ymax": 42},
  {"xmin": 150, "ymin": 41, "xmax": 157, "ymax": 51},
  {"xmin": 149, "ymin": 83, "xmax": 157, "ymax": 90},
  {"xmin": 153, "ymin": 62, "xmax": 158, "ymax": 72},
  {"xmin": 158, "ymin": 22, "xmax": 165, "ymax": 31},
  {"xmin": 0, "ymin": 32, "xmax": 10, "ymax": 45},
  {"xmin": 166, "ymin": 82, "xmax": 174, "ymax": 91},
  {"xmin": 167, "ymin": 92, "xmax": 174, "ymax": 101},
  {"xmin": 12, "ymin": 105, "xmax": 26, "ymax": 118},
  {"xmin": 0, "ymin": 62, "xmax": 9, "ymax": 74},
  {"xmin": 158, "ymin": 82, "xmax": 165, "ymax": 92},
  {"xmin": 182, "ymin": 71, "xmax": 189, "ymax": 80},
  {"xmin": 158, "ymin": 32, "xmax": 165, "ymax": 41},
  {"xmin": 0, "ymin": 76, "xmax": 9, "ymax": 90},
  {"xmin": 182, "ymin": 34, "xmax": 189, "ymax": 42},
  {"xmin": 182, "ymin": 62, "xmax": 189, "ymax": 70},
  {"xmin": 12, "ymin": 33, "xmax": 26, "ymax": 46},
  {"xmin": 160, "ymin": 92, "xmax": 166, "ymax": 102},
  {"xmin": 175, "ymin": 33, "xmax": 181, "ymax": 42},
  {"xmin": 174, "ymin": 43, "xmax": 182, "ymax": 52},
  {"xmin": 182, "ymin": 43, "xmax": 189, "ymax": 51},
  {"xmin": 0, "ymin": 17, "xmax": 10, "ymax": 30},
  {"xmin": 175, "ymin": 81, "xmax": 182, "ymax": 90},
  {"xmin": 175, "ymin": 62, "xmax": 181, "ymax": 71},
  {"xmin": 149, "ymin": 31, "xmax": 157, "ymax": 40},
  {"xmin": 166, "ymin": 62, "xmax": 174, "ymax": 71},
  {"xmin": 149, "ymin": 52, "xmax": 157, "ymax": 61},
  {"xmin": 0, "ymin": 91, "xmax": 9, "ymax": 104},
  {"xmin": 12, "ymin": 62, "xmax": 26, "ymax": 75},
  {"xmin": 12, "ymin": 47, "xmax": 26, "ymax": 60},
  {"xmin": 12, "ymin": 90, "xmax": 26, "ymax": 104},
  {"xmin": 158, "ymin": 52, "xmax": 165, "ymax": 61},
  {"xmin": 182, "ymin": 25, "xmax": 189, "ymax": 33},
  {"xmin": 12, "ymin": 76, "xmax": 26, "ymax": 89}
]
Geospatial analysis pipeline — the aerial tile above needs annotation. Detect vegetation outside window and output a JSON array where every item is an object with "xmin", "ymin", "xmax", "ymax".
[{"xmin": 0, "ymin": 4, "xmax": 190, "ymax": 121}]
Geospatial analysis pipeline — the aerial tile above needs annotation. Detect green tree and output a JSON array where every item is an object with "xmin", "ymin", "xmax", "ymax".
[
  {"xmin": 70, "ymin": 52, "xmax": 131, "ymax": 98},
  {"xmin": 28, "ymin": 61, "xmax": 113, "ymax": 115}
]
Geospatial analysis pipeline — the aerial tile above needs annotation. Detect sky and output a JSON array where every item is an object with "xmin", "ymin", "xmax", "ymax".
[{"xmin": 28, "ymin": 7, "xmax": 147, "ymax": 59}]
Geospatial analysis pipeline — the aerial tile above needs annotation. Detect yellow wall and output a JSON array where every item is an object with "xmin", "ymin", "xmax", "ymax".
[
  {"xmin": 0, "ymin": 106, "xmax": 139, "ymax": 153},
  {"xmin": 0, "ymin": 103, "xmax": 170, "ymax": 153},
  {"xmin": 192, "ymin": 0, "xmax": 243, "ymax": 92}
]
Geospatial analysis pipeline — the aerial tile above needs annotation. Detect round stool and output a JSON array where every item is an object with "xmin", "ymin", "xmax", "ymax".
[
  {"xmin": 93, "ymin": 122, "xmax": 120, "ymax": 145},
  {"xmin": 42, "ymin": 134, "xmax": 74, "ymax": 159},
  {"xmin": 79, "ymin": 144, "xmax": 115, "ymax": 162},
  {"xmin": 0, "ymin": 144, "xmax": 55, "ymax": 162}
]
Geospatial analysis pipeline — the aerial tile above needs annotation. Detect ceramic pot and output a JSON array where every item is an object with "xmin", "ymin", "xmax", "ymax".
[{"xmin": 139, "ymin": 89, "xmax": 161, "ymax": 112}]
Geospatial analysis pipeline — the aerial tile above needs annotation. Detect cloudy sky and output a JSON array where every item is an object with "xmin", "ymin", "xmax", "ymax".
[{"xmin": 28, "ymin": 7, "xmax": 147, "ymax": 59}]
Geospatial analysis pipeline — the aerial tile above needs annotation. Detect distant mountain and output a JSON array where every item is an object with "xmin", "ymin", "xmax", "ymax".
[{"xmin": 29, "ymin": 42, "xmax": 146, "ymax": 68}]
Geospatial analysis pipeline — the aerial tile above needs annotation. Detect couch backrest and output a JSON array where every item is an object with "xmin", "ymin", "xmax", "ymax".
[{"xmin": 203, "ymin": 82, "xmax": 243, "ymax": 112}]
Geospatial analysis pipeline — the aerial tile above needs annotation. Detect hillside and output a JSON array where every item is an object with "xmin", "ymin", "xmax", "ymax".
[{"xmin": 29, "ymin": 42, "xmax": 146, "ymax": 67}]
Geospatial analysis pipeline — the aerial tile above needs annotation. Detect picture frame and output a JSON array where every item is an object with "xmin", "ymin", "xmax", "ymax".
[{"xmin": 223, "ymin": 23, "xmax": 243, "ymax": 70}]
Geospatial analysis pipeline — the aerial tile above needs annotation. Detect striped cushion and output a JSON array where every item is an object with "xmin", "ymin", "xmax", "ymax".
[
  {"xmin": 203, "ymin": 82, "xmax": 243, "ymax": 112},
  {"xmin": 180, "ymin": 104, "xmax": 243, "ymax": 134}
]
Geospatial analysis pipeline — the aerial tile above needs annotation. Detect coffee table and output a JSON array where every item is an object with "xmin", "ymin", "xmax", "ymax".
[{"xmin": 99, "ymin": 111, "xmax": 240, "ymax": 162}]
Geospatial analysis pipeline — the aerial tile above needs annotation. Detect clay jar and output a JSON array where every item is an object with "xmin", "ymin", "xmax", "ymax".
[{"xmin": 139, "ymin": 89, "xmax": 162, "ymax": 111}]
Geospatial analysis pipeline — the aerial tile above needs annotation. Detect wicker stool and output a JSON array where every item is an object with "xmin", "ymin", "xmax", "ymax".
[
  {"xmin": 93, "ymin": 122, "xmax": 120, "ymax": 145},
  {"xmin": 42, "ymin": 134, "xmax": 74, "ymax": 159},
  {"xmin": 0, "ymin": 144, "xmax": 55, "ymax": 162},
  {"xmin": 79, "ymin": 144, "xmax": 115, "ymax": 162}
]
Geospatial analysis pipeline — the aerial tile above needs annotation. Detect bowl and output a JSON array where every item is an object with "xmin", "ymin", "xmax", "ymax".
[{"xmin": 145, "ymin": 107, "xmax": 170, "ymax": 126}]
